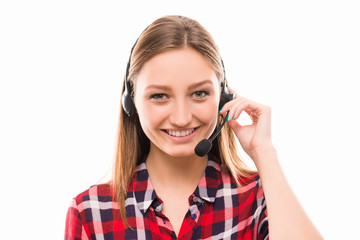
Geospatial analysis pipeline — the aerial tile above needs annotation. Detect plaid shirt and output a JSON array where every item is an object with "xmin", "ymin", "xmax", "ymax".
[{"xmin": 65, "ymin": 154, "xmax": 269, "ymax": 239}]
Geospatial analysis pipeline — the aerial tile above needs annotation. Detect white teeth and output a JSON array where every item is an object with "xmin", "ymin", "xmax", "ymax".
[{"xmin": 166, "ymin": 128, "xmax": 195, "ymax": 137}]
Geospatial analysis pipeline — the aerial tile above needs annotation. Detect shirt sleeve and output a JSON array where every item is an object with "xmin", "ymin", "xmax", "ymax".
[
  {"xmin": 64, "ymin": 198, "xmax": 89, "ymax": 240},
  {"xmin": 257, "ymin": 203, "xmax": 269, "ymax": 240},
  {"xmin": 256, "ymin": 175, "xmax": 269, "ymax": 240}
]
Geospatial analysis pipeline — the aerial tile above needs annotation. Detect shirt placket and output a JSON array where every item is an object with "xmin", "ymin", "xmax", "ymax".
[
  {"xmin": 147, "ymin": 198, "xmax": 174, "ymax": 239},
  {"xmin": 151, "ymin": 194, "xmax": 205, "ymax": 240},
  {"xmin": 187, "ymin": 194, "xmax": 204, "ymax": 224}
]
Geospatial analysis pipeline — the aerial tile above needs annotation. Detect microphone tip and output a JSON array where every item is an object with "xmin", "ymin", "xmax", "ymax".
[{"xmin": 194, "ymin": 139, "xmax": 212, "ymax": 157}]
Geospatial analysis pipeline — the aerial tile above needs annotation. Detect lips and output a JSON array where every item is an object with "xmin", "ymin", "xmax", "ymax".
[
  {"xmin": 161, "ymin": 127, "xmax": 199, "ymax": 143},
  {"xmin": 162, "ymin": 127, "xmax": 199, "ymax": 137}
]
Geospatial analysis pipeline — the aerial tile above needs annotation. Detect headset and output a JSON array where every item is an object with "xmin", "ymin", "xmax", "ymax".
[{"xmin": 121, "ymin": 25, "xmax": 234, "ymax": 156}]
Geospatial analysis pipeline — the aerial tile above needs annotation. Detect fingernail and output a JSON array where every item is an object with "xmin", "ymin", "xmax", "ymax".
[
  {"xmin": 218, "ymin": 108, "xmax": 223, "ymax": 113},
  {"xmin": 232, "ymin": 114, "xmax": 235, "ymax": 120},
  {"xmin": 226, "ymin": 115, "xmax": 229, "ymax": 122}
]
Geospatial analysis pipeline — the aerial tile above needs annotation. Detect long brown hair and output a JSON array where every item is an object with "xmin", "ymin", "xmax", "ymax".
[{"xmin": 112, "ymin": 15, "xmax": 256, "ymax": 227}]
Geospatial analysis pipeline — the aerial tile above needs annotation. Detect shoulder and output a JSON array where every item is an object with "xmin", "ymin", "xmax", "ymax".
[
  {"xmin": 237, "ymin": 172, "xmax": 262, "ymax": 187},
  {"xmin": 218, "ymin": 170, "xmax": 264, "ymax": 199},
  {"xmin": 214, "ymin": 170, "xmax": 268, "ymax": 227},
  {"xmin": 237, "ymin": 173, "xmax": 265, "ymax": 198},
  {"xmin": 65, "ymin": 184, "xmax": 124, "ymax": 238},
  {"xmin": 71, "ymin": 183, "xmax": 116, "ymax": 211},
  {"xmin": 66, "ymin": 183, "xmax": 119, "ymax": 225},
  {"xmin": 209, "ymin": 154, "xmax": 262, "ymax": 191}
]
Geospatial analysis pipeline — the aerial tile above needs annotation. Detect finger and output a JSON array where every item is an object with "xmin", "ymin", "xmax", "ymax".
[
  {"xmin": 227, "ymin": 100, "xmax": 245, "ymax": 121},
  {"xmin": 219, "ymin": 102, "xmax": 236, "ymax": 120},
  {"xmin": 219, "ymin": 96, "xmax": 246, "ymax": 116},
  {"xmin": 227, "ymin": 98, "xmax": 250, "ymax": 121},
  {"xmin": 245, "ymin": 109, "xmax": 258, "ymax": 124},
  {"xmin": 226, "ymin": 117, "xmax": 242, "ymax": 135},
  {"xmin": 228, "ymin": 98, "xmax": 264, "ymax": 123},
  {"xmin": 227, "ymin": 86, "xmax": 240, "ymax": 99},
  {"xmin": 230, "ymin": 104, "xmax": 253, "ymax": 123}
]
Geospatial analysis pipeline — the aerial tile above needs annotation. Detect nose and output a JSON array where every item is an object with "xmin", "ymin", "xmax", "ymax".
[{"xmin": 169, "ymin": 99, "xmax": 192, "ymax": 127}]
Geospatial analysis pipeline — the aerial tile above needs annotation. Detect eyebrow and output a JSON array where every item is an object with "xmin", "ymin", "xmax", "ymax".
[{"xmin": 145, "ymin": 79, "xmax": 213, "ymax": 91}]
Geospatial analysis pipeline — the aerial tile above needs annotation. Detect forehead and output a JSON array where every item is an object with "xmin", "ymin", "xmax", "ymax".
[{"xmin": 136, "ymin": 47, "xmax": 219, "ymax": 91}]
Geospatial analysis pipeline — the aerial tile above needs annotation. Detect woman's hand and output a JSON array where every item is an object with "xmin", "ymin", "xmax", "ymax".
[
  {"xmin": 220, "ymin": 88, "xmax": 324, "ymax": 240},
  {"xmin": 219, "ymin": 87, "xmax": 275, "ymax": 162}
]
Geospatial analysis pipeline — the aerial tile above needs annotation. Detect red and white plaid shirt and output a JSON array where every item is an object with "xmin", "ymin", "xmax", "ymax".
[{"xmin": 65, "ymin": 154, "xmax": 269, "ymax": 239}]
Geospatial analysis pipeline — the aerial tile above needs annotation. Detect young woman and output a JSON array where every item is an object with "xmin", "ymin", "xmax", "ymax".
[{"xmin": 65, "ymin": 15, "xmax": 323, "ymax": 240}]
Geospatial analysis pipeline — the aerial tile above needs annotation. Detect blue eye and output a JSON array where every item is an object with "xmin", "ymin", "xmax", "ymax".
[
  {"xmin": 193, "ymin": 91, "xmax": 209, "ymax": 98},
  {"xmin": 149, "ymin": 94, "xmax": 167, "ymax": 100},
  {"xmin": 149, "ymin": 91, "xmax": 209, "ymax": 101}
]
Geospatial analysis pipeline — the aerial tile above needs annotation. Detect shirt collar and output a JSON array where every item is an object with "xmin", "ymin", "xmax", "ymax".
[{"xmin": 131, "ymin": 154, "xmax": 221, "ymax": 215}]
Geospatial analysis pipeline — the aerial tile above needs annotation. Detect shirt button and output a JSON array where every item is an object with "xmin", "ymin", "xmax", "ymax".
[
  {"xmin": 154, "ymin": 204, "xmax": 163, "ymax": 212},
  {"xmin": 191, "ymin": 214, "xmax": 197, "ymax": 220},
  {"xmin": 193, "ymin": 196, "xmax": 199, "ymax": 202}
]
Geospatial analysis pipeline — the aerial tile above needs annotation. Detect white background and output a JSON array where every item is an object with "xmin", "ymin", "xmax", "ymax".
[{"xmin": 1, "ymin": 1, "xmax": 359, "ymax": 239}]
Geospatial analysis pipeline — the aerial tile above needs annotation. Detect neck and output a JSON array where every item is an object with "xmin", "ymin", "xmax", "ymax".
[{"xmin": 145, "ymin": 145, "xmax": 208, "ymax": 191}]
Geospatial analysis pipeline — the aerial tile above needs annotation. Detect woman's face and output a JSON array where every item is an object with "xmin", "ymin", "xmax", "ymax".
[{"xmin": 133, "ymin": 47, "xmax": 221, "ymax": 158}]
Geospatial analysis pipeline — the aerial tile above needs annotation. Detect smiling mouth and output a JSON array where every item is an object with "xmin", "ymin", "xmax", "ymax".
[{"xmin": 162, "ymin": 127, "xmax": 199, "ymax": 137}]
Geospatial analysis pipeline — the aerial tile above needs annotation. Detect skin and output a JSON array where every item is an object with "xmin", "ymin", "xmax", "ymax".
[
  {"xmin": 133, "ymin": 46, "xmax": 323, "ymax": 239},
  {"xmin": 134, "ymin": 47, "xmax": 221, "ymax": 236},
  {"xmin": 222, "ymin": 93, "xmax": 323, "ymax": 240}
]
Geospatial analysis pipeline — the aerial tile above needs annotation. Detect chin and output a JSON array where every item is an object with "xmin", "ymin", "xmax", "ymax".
[{"xmin": 162, "ymin": 147, "xmax": 197, "ymax": 158}]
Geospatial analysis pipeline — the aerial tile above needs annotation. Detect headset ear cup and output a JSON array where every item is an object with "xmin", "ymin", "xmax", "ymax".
[
  {"xmin": 219, "ymin": 81, "xmax": 235, "ymax": 109},
  {"xmin": 122, "ymin": 25, "xmax": 150, "ymax": 118},
  {"xmin": 123, "ymin": 96, "xmax": 136, "ymax": 117},
  {"xmin": 219, "ymin": 93, "xmax": 235, "ymax": 110},
  {"xmin": 122, "ymin": 78, "xmax": 136, "ymax": 117}
]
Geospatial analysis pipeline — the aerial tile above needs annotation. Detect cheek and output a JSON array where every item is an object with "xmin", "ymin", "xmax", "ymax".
[
  {"xmin": 137, "ymin": 102, "xmax": 165, "ymax": 130},
  {"xmin": 193, "ymin": 99, "xmax": 219, "ymax": 125}
]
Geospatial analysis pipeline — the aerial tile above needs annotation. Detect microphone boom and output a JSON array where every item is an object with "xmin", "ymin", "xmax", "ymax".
[{"xmin": 194, "ymin": 111, "xmax": 229, "ymax": 157}]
